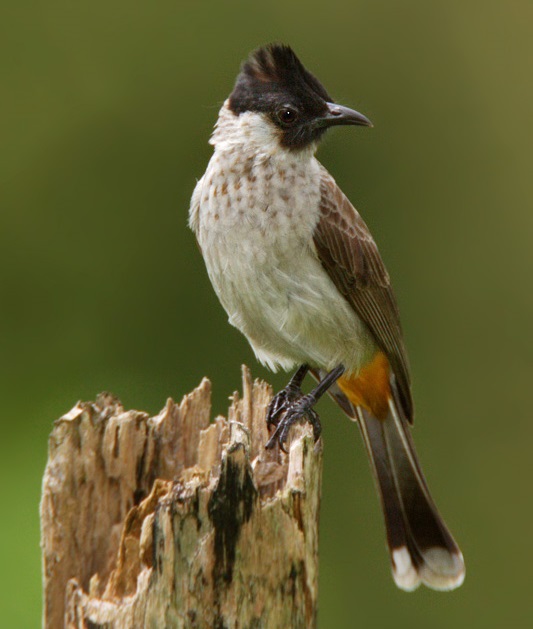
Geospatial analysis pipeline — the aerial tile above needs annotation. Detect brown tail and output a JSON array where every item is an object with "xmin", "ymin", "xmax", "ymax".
[{"xmin": 313, "ymin": 369, "xmax": 465, "ymax": 591}]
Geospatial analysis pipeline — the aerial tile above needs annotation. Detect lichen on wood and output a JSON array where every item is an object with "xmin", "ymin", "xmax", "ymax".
[{"xmin": 41, "ymin": 366, "xmax": 323, "ymax": 628}]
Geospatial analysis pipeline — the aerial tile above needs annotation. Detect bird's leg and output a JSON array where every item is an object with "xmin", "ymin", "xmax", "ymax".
[
  {"xmin": 265, "ymin": 364, "xmax": 346, "ymax": 453},
  {"xmin": 266, "ymin": 364, "xmax": 310, "ymax": 428}
]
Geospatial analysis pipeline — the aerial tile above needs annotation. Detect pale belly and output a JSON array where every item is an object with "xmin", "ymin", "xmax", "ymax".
[
  {"xmin": 206, "ymin": 240, "xmax": 376, "ymax": 373},
  {"xmin": 192, "ymin": 151, "xmax": 377, "ymax": 373}
]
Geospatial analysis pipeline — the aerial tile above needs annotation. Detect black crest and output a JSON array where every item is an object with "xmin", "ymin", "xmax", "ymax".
[{"xmin": 229, "ymin": 44, "xmax": 334, "ymax": 149}]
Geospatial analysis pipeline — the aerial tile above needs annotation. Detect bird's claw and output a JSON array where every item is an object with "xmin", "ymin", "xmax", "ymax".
[
  {"xmin": 266, "ymin": 386, "xmax": 300, "ymax": 428},
  {"xmin": 265, "ymin": 394, "xmax": 322, "ymax": 453}
]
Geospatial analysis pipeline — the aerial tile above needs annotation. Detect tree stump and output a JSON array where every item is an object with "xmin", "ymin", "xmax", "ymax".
[{"xmin": 40, "ymin": 366, "xmax": 323, "ymax": 628}]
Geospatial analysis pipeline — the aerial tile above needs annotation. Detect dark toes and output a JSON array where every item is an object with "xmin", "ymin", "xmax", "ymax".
[
  {"xmin": 264, "ymin": 431, "xmax": 278, "ymax": 450},
  {"xmin": 265, "ymin": 399, "xmax": 322, "ymax": 452},
  {"xmin": 308, "ymin": 410, "xmax": 321, "ymax": 441},
  {"xmin": 266, "ymin": 387, "xmax": 300, "ymax": 427},
  {"xmin": 278, "ymin": 422, "xmax": 294, "ymax": 452},
  {"xmin": 266, "ymin": 395, "xmax": 286, "ymax": 426}
]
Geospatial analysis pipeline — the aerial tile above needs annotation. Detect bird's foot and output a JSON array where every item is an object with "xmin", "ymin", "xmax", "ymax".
[
  {"xmin": 266, "ymin": 386, "xmax": 301, "ymax": 428},
  {"xmin": 265, "ymin": 394, "xmax": 322, "ymax": 453},
  {"xmin": 266, "ymin": 364, "xmax": 310, "ymax": 428}
]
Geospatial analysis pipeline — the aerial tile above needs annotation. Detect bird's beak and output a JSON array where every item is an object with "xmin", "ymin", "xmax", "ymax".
[{"xmin": 316, "ymin": 103, "xmax": 373, "ymax": 128}]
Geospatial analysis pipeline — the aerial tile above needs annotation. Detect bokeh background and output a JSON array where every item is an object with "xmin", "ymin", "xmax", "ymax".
[{"xmin": 2, "ymin": 1, "xmax": 532, "ymax": 627}]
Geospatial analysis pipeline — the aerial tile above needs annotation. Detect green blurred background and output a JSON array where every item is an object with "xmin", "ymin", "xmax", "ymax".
[{"xmin": 1, "ymin": 1, "xmax": 532, "ymax": 626}]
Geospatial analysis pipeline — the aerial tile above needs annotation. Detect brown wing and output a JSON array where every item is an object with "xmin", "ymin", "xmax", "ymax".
[{"xmin": 314, "ymin": 168, "xmax": 414, "ymax": 422}]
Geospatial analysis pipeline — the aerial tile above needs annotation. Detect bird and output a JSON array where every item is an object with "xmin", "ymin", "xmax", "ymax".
[{"xmin": 189, "ymin": 43, "xmax": 465, "ymax": 591}]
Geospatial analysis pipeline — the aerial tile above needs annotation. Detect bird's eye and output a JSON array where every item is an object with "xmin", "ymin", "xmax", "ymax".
[{"xmin": 277, "ymin": 107, "xmax": 299, "ymax": 126}]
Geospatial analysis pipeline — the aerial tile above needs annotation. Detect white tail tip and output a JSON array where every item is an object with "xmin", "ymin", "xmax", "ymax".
[{"xmin": 392, "ymin": 546, "xmax": 465, "ymax": 592}]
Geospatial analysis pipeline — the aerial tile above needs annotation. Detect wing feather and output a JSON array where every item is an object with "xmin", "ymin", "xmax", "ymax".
[{"xmin": 314, "ymin": 168, "xmax": 414, "ymax": 422}]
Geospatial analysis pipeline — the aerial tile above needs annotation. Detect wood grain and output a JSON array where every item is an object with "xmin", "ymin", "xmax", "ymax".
[{"xmin": 41, "ymin": 366, "xmax": 322, "ymax": 628}]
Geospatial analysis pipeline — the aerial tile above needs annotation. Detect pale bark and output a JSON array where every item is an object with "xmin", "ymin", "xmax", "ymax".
[{"xmin": 41, "ymin": 366, "xmax": 322, "ymax": 628}]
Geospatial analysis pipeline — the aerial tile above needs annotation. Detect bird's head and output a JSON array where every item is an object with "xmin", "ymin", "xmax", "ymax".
[{"xmin": 226, "ymin": 44, "xmax": 372, "ymax": 152}]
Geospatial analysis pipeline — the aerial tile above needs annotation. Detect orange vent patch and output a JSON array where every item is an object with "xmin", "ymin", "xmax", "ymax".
[{"xmin": 337, "ymin": 351, "xmax": 391, "ymax": 420}]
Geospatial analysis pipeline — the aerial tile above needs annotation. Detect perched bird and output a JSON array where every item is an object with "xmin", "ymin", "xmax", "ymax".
[{"xmin": 189, "ymin": 44, "xmax": 465, "ymax": 591}]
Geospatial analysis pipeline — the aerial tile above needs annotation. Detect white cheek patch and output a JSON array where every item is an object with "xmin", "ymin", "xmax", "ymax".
[
  {"xmin": 210, "ymin": 102, "xmax": 280, "ymax": 156},
  {"xmin": 210, "ymin": 101, "xmax": 318, "ymax": 163},
  {"xmin": 237, "ymin": 111, "xmax": 282, "ymax": 154}
]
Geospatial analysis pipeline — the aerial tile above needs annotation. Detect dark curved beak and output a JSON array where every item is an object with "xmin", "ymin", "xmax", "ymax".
[{"xmin": 317, "ymin": 102, "xmax": 373, "ymax": 128}]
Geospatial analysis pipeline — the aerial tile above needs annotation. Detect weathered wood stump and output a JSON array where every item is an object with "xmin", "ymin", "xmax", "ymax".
[{"xmin": 41, "ymin": 366, "xmax": 322, "ymax": 628}]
